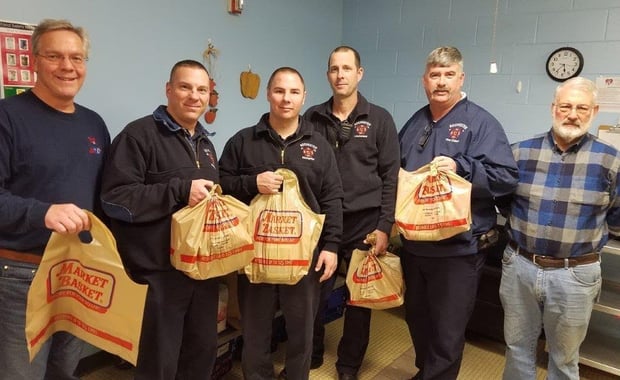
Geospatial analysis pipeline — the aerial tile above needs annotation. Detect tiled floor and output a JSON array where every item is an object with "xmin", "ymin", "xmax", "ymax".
[{"xmin": 81, "ymin": 306, "xmax": 619, "ymax": 379}]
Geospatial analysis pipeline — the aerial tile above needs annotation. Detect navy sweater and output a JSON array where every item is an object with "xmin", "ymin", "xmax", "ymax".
[{"xmin": 0, "ymin": 90, "xmax": 110, "ymax": 254}]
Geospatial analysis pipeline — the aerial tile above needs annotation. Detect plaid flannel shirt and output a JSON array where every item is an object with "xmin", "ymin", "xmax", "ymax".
[{"xmin": 509, "ymin": 130, "xmax": 620, "ymax": 258}]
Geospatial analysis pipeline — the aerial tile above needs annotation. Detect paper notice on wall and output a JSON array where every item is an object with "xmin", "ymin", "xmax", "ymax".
[
  {"xmin": 0, "ymin": 20, "xmax": 36, "ymax": 99},
  {"xmin": 596, "ymin": 76, "xmax": 620, "ymax": 113}
]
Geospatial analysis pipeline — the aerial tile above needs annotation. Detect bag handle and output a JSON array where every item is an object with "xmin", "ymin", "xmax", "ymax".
[
  {"xmin": 274, "ymin": 168, "xmax": 299, "ymax": 193},
  {"xmin": 210, "ymin": 184, "xmax": 223, "ymax": 196},
  {"xmin": 273, "ymin": 168, "xmax": 319, "ymax": 215},
  {"xmin": 83, "ymin": 210, "xmax": 121, "ymax": 260},
  {"xmin": 413, "ymin": 162, "xmax": 440, "ymax": 176}
]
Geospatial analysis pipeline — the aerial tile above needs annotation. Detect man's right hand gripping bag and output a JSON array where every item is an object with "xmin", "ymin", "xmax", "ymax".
[
  {"xmin": 170, "ymin": 184, "xmax": 255, "ymax": 280},
  {"xmin": 246, "ymin": 168, "xmax": 325, "ymax": 285},
  {"xmin": 395, "ymin": 163, "xmax": 472, "ymax": 241}
]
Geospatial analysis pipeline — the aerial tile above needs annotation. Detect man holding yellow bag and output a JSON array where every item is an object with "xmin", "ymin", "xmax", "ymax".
[
  {"xmin": 101, "ymin": 60, "xmax": 220, "ymax": 380},
  {"xmin": 398, "ymin": 46, "xmax": 518, "ymax": 380},
  {"xmin": 219, "ymin": 67, "xmax": 343, "ymax": 380},
  {"xmin": 0, "ymin": 19, "xmax": 110, "ymax": 380}
]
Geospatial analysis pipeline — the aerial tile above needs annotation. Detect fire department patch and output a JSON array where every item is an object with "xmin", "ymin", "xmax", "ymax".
[
  {"xmin": 354, "ymin": 121, "xmax": 371, "ymax": 138},
  {"xmin": 300, "ymin": 143, "xmax": 317, "ymax": 161},
  {"xmin": 447, "ymin": 123, "xmax": 467, "ymax": 143},
  {"xmin": 203, "ymin": 148, "xmax": 217, "ymax": 169}
]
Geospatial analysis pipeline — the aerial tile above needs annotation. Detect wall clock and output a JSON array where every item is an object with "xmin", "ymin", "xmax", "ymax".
[{"xmin": 546, "ymin": 47, "xmax": 584, "ymax": 82}]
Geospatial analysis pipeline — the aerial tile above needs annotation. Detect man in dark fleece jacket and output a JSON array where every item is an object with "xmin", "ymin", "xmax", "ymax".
[
  {"xmin": 219, "ymin": 67, "xmax": 343, "ymax": 380},
  {"xmin": 303, "ymin": 46, "xmax": 400, "ymax": 380},
  {"xmin": 101, "ymin": 60, "xmax": 220, "ymax": 380}
]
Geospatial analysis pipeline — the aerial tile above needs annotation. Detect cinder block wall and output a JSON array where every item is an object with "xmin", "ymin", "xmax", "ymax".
[{"xmin": 343, "ymin": 0, "xmax": 620, "ymax": 142}]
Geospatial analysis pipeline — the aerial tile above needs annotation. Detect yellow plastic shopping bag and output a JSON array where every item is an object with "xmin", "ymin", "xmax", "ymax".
[
  {"xmin": 26, "ymin": 211, "xmax": 147, "ymax": 365},
  {"xmin": 346, "ymin": 234, "xmax": 404, "ymax": 309},
  {"xmin": 170, "ymin": 184, "xmax": 254, "ymax": 280},
  {"xmin": 246, "ymin": 168, "xmax": 325, "ymax": 284},
  {"xmin": 395, "ymin": 164, "xmax": 472, "ymax": 241}
]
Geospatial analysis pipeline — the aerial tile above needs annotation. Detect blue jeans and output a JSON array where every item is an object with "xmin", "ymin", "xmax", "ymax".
[
  {"xmin": 499, "ymin": 244, "xmax": 601, "ymax": 380},
  {"xmin": 0, "ymin": 258, "xmax": 82, "ymax": 380}
]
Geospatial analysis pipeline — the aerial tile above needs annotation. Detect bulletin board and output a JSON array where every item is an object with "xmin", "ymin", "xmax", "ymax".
[
  {"xmin": 0, "ymin": 20, "xmax": 36, "ymax": 99},
  {"xmin": 597, "ymin": 125, "xmax": 620, "ymax": 149}
]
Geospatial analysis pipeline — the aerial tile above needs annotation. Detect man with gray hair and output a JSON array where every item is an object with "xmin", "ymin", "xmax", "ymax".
[
  {"xmin": 398, "ymin": 46, "xmax": 518, "ymax": 379},
  {"xmin": 498, "ymin": 77, "xmax": 620, "ymax": 379},
  {"xmin": 0, "ymin": 19, "xmax": 110, "ymax": 380}
]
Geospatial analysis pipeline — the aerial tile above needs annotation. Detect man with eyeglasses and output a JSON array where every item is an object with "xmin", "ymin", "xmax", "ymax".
[
  {"xmin": 303, "ymin": 46, "xmax": 400, "ymax": 380},
  {"xmin": 398, "ymin": 46, "xmax": 518, "ymax": 380},
  {"xmin": 496, "ymin": 77, "xmax": 619, "ymax": 380},
  {"xmin": 0, "ymin": 19, "xmax": 110, "ymax": 380}
]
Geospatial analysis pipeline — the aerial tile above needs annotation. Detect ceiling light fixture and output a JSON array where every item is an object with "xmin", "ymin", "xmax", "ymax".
[{"xmin": 490, "ymin": 0, "xmax": 500, "ymax": 74}]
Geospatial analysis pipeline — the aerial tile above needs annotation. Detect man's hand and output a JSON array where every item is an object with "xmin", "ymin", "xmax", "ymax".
[
  {"xmin": 256, "ymin": 171, "xmax": 284, "ymax": 194},
  {"xmin": 365, "ymin": 229, "xmax": 389, "ymax": 256},
  {"xmin": 431, "ymin": 155, "xmax": 457, "ymax": 172},
  {"xmin": 316, "ymin": 250, "xmax": 338, "ymax": 282},
  {"xmin": 45, "ymin": 204, "xmax": 90, "ymax": 234},
  {"xmin": 189, "ymin": 179, "xmax": 214, "ymax": 206}
]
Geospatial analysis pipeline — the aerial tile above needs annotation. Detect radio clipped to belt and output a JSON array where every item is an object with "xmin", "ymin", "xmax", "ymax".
[{"xmin": 478, "ymin": 227, "xmax": 500, "ymax": 251}]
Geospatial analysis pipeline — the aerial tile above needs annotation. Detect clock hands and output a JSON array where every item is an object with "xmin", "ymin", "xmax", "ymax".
[{"xmin": 546, "ymin": 47, "xmax": 583, "ymax": 81}]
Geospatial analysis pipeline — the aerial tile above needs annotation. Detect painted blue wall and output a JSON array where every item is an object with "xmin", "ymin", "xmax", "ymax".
[
  {"xmin": 4, "ymin": 0, "xmax": 620, "ymax": 146},
  {"xmin": 343, "ymin": 0, "xmax": 620, "ymax": 143},
  {"xmin": 2, "ymin": 0, "xmax": 343, "ymax": 150}
]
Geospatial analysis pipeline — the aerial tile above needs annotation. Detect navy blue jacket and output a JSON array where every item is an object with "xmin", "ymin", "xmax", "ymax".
[{"xmin": 399, "ymin": 96, "xmax": 518, "ymax": 257}]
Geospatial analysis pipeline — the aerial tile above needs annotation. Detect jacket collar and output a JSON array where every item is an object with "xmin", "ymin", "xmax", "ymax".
[
  {"xmin": 152, "ymin": 105, "xmax": 215, "ymax": 137},
  {"xmin": 309, "ymin": 91, "xmax": 371, "ymax": 123},
  {"xmin": 255, "ymin": 112, "xmax": 313, "ymax": 139}
]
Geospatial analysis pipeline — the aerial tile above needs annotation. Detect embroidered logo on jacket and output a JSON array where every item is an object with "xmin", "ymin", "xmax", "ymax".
[
  {"xmin": 203, "ymin": 148, "xmax": 217, "ymax": 169},
  {"xmin": 446, "ymin": 123, "xmax": 467, "ymax": 143},
  {"xmin": 87, "ymin": 136, "xmax": 103, "ymax": 155},
  {"xmin": 353, "ymin": 121, "xmax": 371, "ymax": 138},
  {"xmin": 300, "ymin": 143, "xmax": 318, "ymax": 161}
]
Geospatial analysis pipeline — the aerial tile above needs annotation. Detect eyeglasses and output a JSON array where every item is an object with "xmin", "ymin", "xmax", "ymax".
[
  {"xmin": 37, "ymin": 53, "xmax": 88, "ymax": 66},
  {"xmin": 554, "ymin": 103, "xmax": 592, "ymax": 116},
  {"xmin": 418, "ymin": 123, "xmax": 434, "ymax": 148}
]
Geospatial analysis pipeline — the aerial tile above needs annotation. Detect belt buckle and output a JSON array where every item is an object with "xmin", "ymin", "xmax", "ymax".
[{"xmin": 531, "ymin": 253, "xmax": 540, "ymax": 266}]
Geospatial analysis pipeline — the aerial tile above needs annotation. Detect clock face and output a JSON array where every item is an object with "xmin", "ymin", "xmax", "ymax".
[{"xmin": 546, "ymin": 47, "xmax": 583, "ymax": 82}]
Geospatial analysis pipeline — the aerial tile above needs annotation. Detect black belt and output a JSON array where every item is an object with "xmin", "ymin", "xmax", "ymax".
[
  {"xmin": 0, "ymin": 248, "xmax": 42, "ymax": 265},
  {"xmin": 508, "ymin": 241, "xmax": 599, "ymax": 268}
]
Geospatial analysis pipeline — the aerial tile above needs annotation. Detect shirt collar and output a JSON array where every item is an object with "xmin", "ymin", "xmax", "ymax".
[{"xmin": 546, "ymin": 129, "xmax": 590, "ymax": 154}]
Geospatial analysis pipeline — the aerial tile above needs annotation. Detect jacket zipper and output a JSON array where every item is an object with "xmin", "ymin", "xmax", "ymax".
[
  {"xmin": 276, "ymin": 135, "xmax": 304, "ymax": 165},
  {"xmin": 195, "ymin": 139, "xmax": 201, "ymax": 168},
  {"xmin": 182, "ymin": 130, "xmax": 201, "ymax": 168}
]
